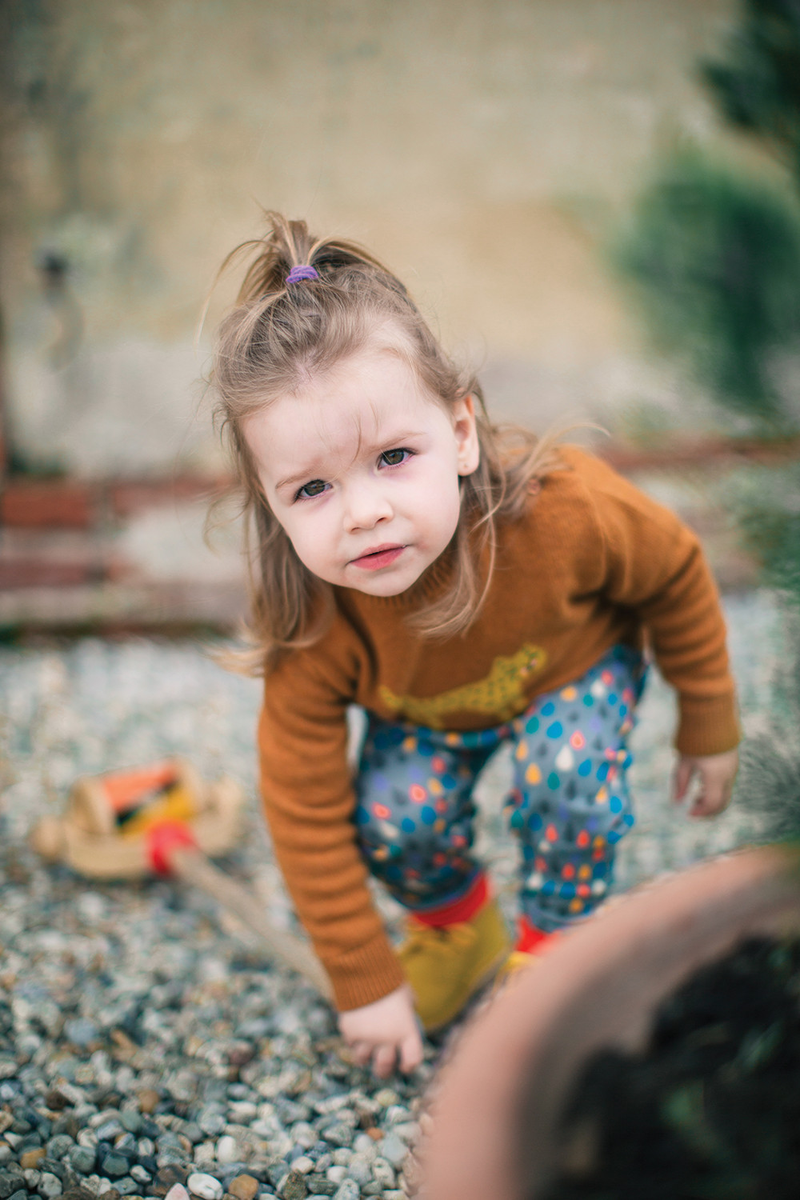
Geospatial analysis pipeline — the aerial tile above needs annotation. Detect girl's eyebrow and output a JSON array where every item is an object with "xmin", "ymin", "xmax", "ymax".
[{"xmin": 275, "ymin": 467, "xmax": 324, "ymax": 493}]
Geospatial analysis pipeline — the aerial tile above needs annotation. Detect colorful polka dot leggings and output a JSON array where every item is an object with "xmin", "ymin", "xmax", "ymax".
[{"xmin": 354, "ymin": 644, "xmax": 647, "ymax": 933}]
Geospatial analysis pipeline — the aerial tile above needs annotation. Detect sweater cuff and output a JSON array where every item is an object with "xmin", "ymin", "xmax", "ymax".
[
  {"xmin": 325, "ymin": 930, "xmax": 407, "ymax": 1012},
  {"xmin": 674, "ymin": 692, "xmax": 741, "ymax": 757}
]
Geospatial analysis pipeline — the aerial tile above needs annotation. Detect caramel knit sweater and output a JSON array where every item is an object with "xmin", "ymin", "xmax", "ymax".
[{"xmin": 257, "ymin": 447, "xmax": 740, "ymax": 1011}]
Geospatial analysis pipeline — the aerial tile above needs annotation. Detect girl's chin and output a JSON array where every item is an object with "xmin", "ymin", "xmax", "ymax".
[{"xmin": 344, "ymin": 560, "xmax": 429, "ymax": 597}]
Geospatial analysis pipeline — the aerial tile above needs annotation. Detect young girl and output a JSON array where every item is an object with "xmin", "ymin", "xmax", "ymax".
[{"xmin": 213, "ymin": 213, "xmax": 740, "ymax": 1079}]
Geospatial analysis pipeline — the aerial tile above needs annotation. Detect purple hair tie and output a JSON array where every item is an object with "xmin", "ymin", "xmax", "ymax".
[{"xmin": 286, "ymin": 264, "xmax": 319, "ymax": 284}]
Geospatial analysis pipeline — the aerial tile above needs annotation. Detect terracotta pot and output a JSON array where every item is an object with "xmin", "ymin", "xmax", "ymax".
[{"xmin": 418, "ymin": 845, "xmax": 800, "ymax": 1200}]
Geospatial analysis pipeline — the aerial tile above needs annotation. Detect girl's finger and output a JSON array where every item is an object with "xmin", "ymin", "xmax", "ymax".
[
  {"xmin": 673, "ymin": 758, "xmax": 693, "ymax": 802},
  {"xmin": 372, "ymin": 1043, "xmax": 397, "ymax": 1079},
  {"xmin": 399, "ymin": 1030, "xmax": 424, "ymax": 1075},
  {"xmin": 349, "ymin": 1040, "xmax": 374, "ymax": 1066}
]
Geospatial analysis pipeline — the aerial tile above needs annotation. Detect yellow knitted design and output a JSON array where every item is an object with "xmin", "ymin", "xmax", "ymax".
[{"xmin": 379, "ymin": 643, "xmax": 547, "ymax": 728}]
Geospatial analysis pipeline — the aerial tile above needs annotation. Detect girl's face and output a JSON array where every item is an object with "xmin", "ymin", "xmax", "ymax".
[{"xmin": 244, "ymin": 344, "xmax": 480, "ymax": 596}]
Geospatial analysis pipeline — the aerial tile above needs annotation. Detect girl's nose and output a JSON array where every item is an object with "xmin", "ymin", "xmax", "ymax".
[{"xmin": 342, "ymin": 480, "xmax": 393, "ymax": 532}]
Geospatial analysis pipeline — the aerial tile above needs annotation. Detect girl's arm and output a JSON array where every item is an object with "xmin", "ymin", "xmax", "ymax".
[
  {"xmin": 257, "ymin": 620, "xmax": 406, "ymax": 1017},
  {"xmin": 574, "ymin": 449, "xmax": 741, "ymax": 761}
]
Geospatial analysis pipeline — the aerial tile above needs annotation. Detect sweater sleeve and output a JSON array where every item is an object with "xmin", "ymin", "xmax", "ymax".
[
  {"xmin": 575, "ymin": 452, "xmax": 741, "ymax": 756},
  {"xmin": 257, "ymin": 626, "xmax": 405, "ymax": 1012}
]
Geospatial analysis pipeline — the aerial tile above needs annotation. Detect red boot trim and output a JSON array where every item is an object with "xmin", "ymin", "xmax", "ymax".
[
  {"xmin": 516, "ymin": 915, "xmax": 554, "ymax": 953},
  {"xmin": 412, "ymin": 874, "xmax": 489, "ymax": 928}
]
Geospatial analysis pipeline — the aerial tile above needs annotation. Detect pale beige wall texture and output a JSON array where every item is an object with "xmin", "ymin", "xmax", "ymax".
[{"xmin": 1, "ymin": 0, "xmax": 736, "ymax": 477}]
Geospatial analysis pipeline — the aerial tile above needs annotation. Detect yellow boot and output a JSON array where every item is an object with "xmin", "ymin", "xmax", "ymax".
[{"xmin": 399, "ymin": 897, "xmax": 511, "ymax": 1032}]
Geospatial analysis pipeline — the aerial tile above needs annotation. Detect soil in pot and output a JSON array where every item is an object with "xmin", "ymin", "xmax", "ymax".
[{"xmin": 534, "ymin": 935, "xmax": 800, "ymax": 1200}]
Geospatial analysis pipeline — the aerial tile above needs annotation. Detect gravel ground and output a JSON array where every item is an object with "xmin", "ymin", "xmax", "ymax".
[{"xmin": 0, "ymin": 589, "xmax": 783, "ymax": 1200}]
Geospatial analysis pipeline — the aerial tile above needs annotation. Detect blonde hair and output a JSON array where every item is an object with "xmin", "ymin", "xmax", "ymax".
[{"xmin": 212, "ymin": 212, "xmax": 561, "ymax": 674}]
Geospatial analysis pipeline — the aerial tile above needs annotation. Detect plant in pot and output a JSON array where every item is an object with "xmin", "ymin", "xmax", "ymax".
[{"xmin": 417, "ymin": 841, "xmax": 800, "ymax": 1200}]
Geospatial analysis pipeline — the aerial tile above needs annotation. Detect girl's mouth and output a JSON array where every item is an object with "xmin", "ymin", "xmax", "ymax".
[{"xmin": 350, "ymin": 544, "xmax": 405, "ymax": 570}]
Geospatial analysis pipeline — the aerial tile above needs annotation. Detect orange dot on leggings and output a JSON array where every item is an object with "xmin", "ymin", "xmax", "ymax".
[
  {"xmin": 561, "ymin": 863, "xmax": 576, "ymax": 879},
  {"xmin": 576, "ymin": 829, "xmax": 590, "ymax": 848},
  {"xmin": 409, "ymin": 784, "xmax": 427, "ymax": 802},
  {"xmin": 546, "ymin": 824, "xmax": 558, "ymax": 842},
  {"xmin": 577, "ymin": 883, "xmax": 591, "ymax": 898},
  {"xmin": 515, "ymin": 740, "xmax": 528, "ymax": 761},
  {"xmin": 526, "ymin": 763, "xmax": 542, "ymax": 785}
]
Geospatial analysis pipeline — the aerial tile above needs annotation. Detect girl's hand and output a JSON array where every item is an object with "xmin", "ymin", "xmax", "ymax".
[
  {"xmin": 673, "ymin": 748, "xmax": 739, "ymax": 818},
  {"xmin": 338, "ymin": 983, "xmax": 423, "ymax": 1079}
]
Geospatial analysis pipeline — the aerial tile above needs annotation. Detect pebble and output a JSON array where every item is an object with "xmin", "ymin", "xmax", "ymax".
[
  {"xmin": 277, "ymin": 1172, "xmax": 306, "ymax": 1200},
  {"xmin": 68, "ymin": 1146, "xmax": 96, "ymax": 1173},
  {"xmin": 215, "ymin": 1137, "xmax": 238, "ymax": 1164},
  {"xmin": 377, "ymin": 1133, "xmax": 407, "ymax": 1168},
  {"xmin": 187, "ymin": 1173, "xmax": 225, "ymax": 1200},
  {"xmin": 332, "ymin": 1181, "xmax": 358, "ymax": 1200},
  {"xmin": 99, "ymin": 1153, "xmax": 129, "ymax": 1178},
  {"xmin": 228, "ymin": 1175, "xmax": 259, "ymax": 1200},
  {"xmin": 371, "ymin": 1157, "xmax": 395, "ymax": 1188},
  {"xmin": 344, "ymin": 1154, "xmax": 371, "ymax": 1186},
  {"xmin": 164, "ymin": 1187, "xmax": 190, "ymax": 1200},
  {"xmin": 38, "ymin": 1173, "xmax": 62, "ymax": 1197},
  {"xmin": 137, "ymin": 1090, "xmax": 160, "ymax": 1115},
  {"xmin": 63, "ymin": 1019, "xmax": 100, "ymax": 1048}
]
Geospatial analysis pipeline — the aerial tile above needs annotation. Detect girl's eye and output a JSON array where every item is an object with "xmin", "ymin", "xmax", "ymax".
[
  {"xmin": 380, "ymin": 448, "xmax": 411, "ymax": 467},
  {"xmin": 296, "ymin": 479, "xmax": 329, "ymax": 500}
]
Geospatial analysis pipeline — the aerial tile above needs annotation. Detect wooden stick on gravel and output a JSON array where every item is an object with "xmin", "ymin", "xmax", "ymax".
[{"xmin": 168, "ymin": 844, "xmax": 333, "ymax": 999}]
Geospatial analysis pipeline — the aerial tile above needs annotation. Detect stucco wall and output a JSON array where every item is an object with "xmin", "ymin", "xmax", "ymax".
[{"xmin": 1, "ymin": 0, "xmax": 741, "ymax": 477}]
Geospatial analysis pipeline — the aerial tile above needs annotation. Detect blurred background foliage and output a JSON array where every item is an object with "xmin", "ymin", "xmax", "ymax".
[
  {"xmin": 701, "ymin": 0, "xmax": 800, "ymax": 180},
  {"xmin": 616, "ymin": 0, "xmax": 800, "ymax": 612},
  {"xmin": 616, "ymin": 149, "xmax": 800, "ymax": 427}
]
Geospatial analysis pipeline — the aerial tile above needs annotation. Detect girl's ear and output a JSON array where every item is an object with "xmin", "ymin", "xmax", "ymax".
[{"xmin": 453, "ymin": 394, "xmax": 481, "ymax": 476}]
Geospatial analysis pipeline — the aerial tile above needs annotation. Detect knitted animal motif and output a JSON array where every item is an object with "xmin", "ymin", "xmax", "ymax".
[{"xmin": 378, "ymin": 643, "xmax": 547, "ymax": 728}]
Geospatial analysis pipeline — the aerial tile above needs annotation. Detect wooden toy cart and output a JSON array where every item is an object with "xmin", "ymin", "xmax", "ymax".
[{"xmin": 31, "ymin": 758, "xmax": 331, "ymax": 998}]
